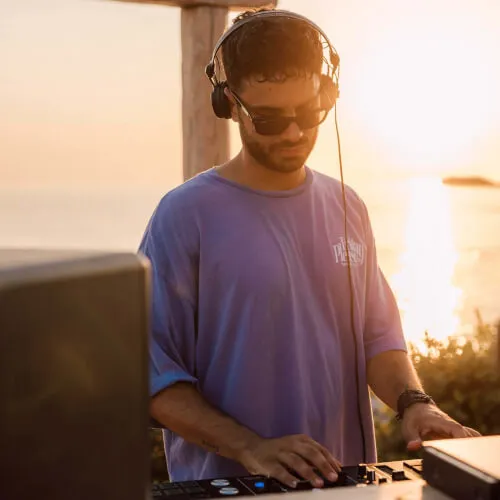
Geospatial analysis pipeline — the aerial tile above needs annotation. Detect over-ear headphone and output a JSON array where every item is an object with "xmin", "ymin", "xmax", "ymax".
[{"xmin": 205, "ymin": 9, "xmax": 340, "ymax": 120}]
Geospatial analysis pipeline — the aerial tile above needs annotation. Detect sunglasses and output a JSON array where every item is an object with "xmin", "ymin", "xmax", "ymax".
[{"xmin": 231, "ymin": 91, "xmax": 330, "ymax": 136}]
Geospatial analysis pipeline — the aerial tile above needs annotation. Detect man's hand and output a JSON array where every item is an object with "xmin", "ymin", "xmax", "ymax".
[
  {"xmin": 237, "ymin": 434, "xmax": 341, "ymax": 489},
  {"xmin": 402, "ymin": 403, "xmax": 481, "ymax": 451}
]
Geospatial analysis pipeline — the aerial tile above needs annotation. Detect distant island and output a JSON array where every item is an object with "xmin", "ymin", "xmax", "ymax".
[{"xmin": 442, "ymin": 176, "xmax": 499, "ymax": 187}]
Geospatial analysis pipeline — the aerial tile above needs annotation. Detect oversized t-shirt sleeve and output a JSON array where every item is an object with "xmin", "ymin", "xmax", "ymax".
[
  {"xmin": 360, "ymin": 199, "xmax": 407, "ymax": 360},
  {"xmin": 138, "ymin": 196, "xmax": 199, "ymax": 396}
]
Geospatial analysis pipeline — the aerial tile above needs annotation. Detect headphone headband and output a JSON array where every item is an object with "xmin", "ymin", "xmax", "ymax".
[{"xmin": 206, "ymin": 9, "xmax": 339, "ymax": 81}]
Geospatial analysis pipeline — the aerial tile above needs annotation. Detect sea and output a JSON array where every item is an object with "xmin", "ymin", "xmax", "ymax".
[{"xmin": 1, "ymin": 176, "xmax": 499, "ymax": 348}]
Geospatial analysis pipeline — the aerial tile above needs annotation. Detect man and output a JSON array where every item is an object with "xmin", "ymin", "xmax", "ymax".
[{"xmin": 139, "ymin": 8, "xmax": 479, "ymax": 487}]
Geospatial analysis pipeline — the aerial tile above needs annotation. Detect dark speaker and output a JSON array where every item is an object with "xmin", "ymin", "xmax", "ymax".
[{"xmin": 0, "ymin": 249, "xmax": 151, "ymax": 500}]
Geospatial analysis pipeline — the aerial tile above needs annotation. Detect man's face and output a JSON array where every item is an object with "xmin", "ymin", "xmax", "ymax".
[{"xmin": 230, "ymin": 75, "xmax": 324, "ymax": 173}]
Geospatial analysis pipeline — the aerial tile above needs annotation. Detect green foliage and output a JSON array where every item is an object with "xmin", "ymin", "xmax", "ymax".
[
  {"xmin": 375, "ymin": 314, "xmax": 500, "ymax": 461},
  {"xmin": 151, "ymin": 429, "xmax": 169, "ymax": 482}
]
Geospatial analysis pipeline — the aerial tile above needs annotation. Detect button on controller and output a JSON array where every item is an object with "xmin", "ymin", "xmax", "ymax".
[
  {"xmin": 391, "ymin": 470, "xmax": 407, "ymax": 481},
  {"xmin": 210, "ymin": 480, "xmax": 230, "ymax": 487},
  {"xmin": 219, "ymin": 487, "xmax": 239, "ymax": 495}
]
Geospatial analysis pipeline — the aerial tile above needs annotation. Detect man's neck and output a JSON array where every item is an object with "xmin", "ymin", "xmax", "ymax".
[{"xmin": 215, "ymin": 151, "xmax": 307, "ymax": 192}]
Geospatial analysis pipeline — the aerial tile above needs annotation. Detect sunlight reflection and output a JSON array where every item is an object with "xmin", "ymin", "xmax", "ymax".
[{"xmin": 389, "ymin": 178, "xmax": 463, "ymax": 352}]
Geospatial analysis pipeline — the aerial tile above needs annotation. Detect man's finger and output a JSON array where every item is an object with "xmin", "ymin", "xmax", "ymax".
[
  {"xmin": 268, "ymin": 463, "xmax": 301, "ymax": 489},
  {"xmin": 293, "ymin": 443, "xmax": 335, "ymax": 485},
  {"xmin": 407, "ymin": 438, "xmax": 423, "ymax": 451},
  {"xmin": 318, "ymin": 444, "xmax": 342, "ymax": 474},
  {"xmin": 446, "ymin": 422, "xmax": 470, "ymax": 439},
  {"xmin": 464, "ymin": 427, "xmax": 481, "ymax": 438},
  {"xmin": 421, "ymin": 421, "xmax": 469, "ymax": 440},
  {"xmin": 405, "ymin": 424, "xmax": 423, "ymax": 451},
  {"xmin": 279, "ymin": 452, "xmax": 323, "ymax": 487},
  {"xmin": 313, "ymin": 449, "xmax": 339, "ymax": 483}
]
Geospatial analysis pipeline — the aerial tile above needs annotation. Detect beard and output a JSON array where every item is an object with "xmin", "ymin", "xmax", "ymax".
[{"xmin": 239, "ymin": 120, "xmax": 316, "ymax": 173}]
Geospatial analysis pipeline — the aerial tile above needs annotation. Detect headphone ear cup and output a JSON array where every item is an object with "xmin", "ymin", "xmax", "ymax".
[
  {"xmin": 211, "ymin": 82, "xmax": 232, "ymax": 119},
  {"xmin": 320, "ymin": 75, "xmax": 338, "ymax": 110}
]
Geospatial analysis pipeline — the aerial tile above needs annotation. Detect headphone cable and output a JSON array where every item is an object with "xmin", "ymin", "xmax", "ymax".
[{"xmin": 334, "ymin": 98, "xmax": 368, "ymax": 465}]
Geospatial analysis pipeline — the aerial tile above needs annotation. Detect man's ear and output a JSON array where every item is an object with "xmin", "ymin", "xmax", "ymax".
[{"xmin": 223, "ymin": 86, "xmax": 239, "ymax": 122}]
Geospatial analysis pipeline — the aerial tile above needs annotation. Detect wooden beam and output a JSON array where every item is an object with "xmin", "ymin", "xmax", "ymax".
[
  {"xmin": 181, "ymin": 6, "xmax": 229, "ymax": 180},
  {"xmin": 112, "ymin": 0, "xmax": 276, "ymax": 9}
]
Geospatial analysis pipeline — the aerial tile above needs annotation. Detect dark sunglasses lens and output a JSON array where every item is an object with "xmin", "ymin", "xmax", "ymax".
[
  {"xmin": 254, "ymin": 110, "xmax": 328, "ymax": 135},
  {"xmin": 254, "ymin": 118, "xmax": 291, "ymax": 136},
  {"xmin": 297, "ymin": 109, "xmax": 328, "ymax": 130}
]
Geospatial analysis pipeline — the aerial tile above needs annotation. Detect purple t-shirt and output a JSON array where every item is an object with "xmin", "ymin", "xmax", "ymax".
[{"xmin": 139, "ymin": 167, "xmax": 406, "ymax": 482}]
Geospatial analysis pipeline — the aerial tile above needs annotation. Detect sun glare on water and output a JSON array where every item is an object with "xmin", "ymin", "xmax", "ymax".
[{"xmin": 389, "ymin": 178, "xmax": 463, "ymax": 352}]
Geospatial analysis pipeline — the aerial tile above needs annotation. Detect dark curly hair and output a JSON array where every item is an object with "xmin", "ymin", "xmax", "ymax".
[{"xmin": 221, "ymin": 8, "xmax": 324, "ymax": 91}]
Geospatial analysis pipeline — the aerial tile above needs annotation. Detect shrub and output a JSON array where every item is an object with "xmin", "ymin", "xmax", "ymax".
[{"xmin": 150, "ymin": 429, "xmax": 169, "ymax": 482}]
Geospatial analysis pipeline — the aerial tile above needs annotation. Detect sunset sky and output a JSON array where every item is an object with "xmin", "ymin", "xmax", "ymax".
[{"xmin": 2, "ymin": 0, "xmax": 500, "ymax": 188}]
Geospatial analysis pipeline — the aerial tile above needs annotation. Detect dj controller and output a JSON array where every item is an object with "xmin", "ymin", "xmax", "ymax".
[{"xmin": 151, "ymin": 459, "xmax": 423, "ymax": 499}]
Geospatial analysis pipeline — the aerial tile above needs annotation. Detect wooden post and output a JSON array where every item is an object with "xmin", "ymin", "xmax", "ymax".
[
  {"xmin": 181, "ymin": 6, "xmax": 228, "ymax": 181},
  {"xmin": 109, "ymin": 0, "xmax": 277, "ymax": 180}
]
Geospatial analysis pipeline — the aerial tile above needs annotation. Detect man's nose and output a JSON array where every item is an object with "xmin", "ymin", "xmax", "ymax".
[{"xmin": 280, "ymin": 120, "xmax": 304, "ymax": 142}]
